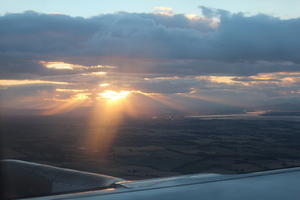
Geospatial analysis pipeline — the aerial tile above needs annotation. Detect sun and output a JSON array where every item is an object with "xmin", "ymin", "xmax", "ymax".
[{"xmin": 98, "ymin": 90, "xmax": 130, "ymax": 101}]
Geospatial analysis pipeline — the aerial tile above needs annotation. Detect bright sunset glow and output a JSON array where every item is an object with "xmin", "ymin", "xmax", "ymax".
[
  {"xmin": 154, "ymin": 7, "xmax": 174, "ymax": 16},
  {"xmin": 40, "ymin": 61, "xmax": 75, "ymax": 70},
  {"xmin": 71, "ymin": 93, "xmax": 90, "ymax": 101},
  {"xmin": 90, "ymin": 72, "xmax": 107, "ymax": 75},
  {"xmin": 185, "ymin": 14, "xmax": 199, "ymax": 20},
  {"xmin": 82, "ymin": 72, "xmax": 107, "ymax": 76},
  {"xmin": 98, "ymin": 90, "xmax": 131, "ymax": 101},
  {"xmin": 0, "ymin": 79, "xmax": 69, "ymax": 86},
  {"xmin": 40, "ymin": 61, "xmax": 115, "ymax": 71},
  {"xmin": 211, "ymin": 76, "xmax": 235, "ymax": 84},
  {"xmin": 99, "ymin": 83, "xmax": 110, "ymax": 87},
  {"xmin": 56, "ymin": 88, "xmax": 87, "ymax": 92}
]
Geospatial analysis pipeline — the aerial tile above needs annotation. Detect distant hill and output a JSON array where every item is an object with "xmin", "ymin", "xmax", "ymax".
[
  {"xmin": 257, "ymin": 102, "xmax": 300, "ymax": 113},
  {"xmin": 261, "ymin": 111, "xmax": 300, "ymax": 116}
]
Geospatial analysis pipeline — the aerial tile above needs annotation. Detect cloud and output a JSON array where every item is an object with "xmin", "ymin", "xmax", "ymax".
[
  {"xmin": 2, "ymin": 8, "xmax": 299, "ymax": 78},
  {"xmin": 0, "ymin": 79, "xmax": 69, "ymax": 86},
  {"xmin": 153, "ymin": 7, "xmax": 174, "ymax": 16},
  {"xmin": 132, "ymin": 76, "xmax": 203, "ymax": 94},
  {"xmin": 1, "ymin": 8, "xmax": 300, "ymax": 114}
]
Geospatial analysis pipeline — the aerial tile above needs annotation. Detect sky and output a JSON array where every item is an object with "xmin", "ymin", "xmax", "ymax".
[{"xmin": 1, "ymin": 1, "xmax": 300, "ymax": 117}]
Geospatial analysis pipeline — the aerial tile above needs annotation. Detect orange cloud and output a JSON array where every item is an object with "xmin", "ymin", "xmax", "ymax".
[
  {"xmin": 56, "ymin": 88, "xmax": 87, "ymax": 92},
  {"xmin": 154, "ymin": 6, "xmax": 174, "ymax": 16},
  {"xmin": 0, "ymin": 79, "xmax": 69, "ymax": 86},
  {"xmin": 40, "ymin": 61, "xmax": 116, "ymax": 70}
]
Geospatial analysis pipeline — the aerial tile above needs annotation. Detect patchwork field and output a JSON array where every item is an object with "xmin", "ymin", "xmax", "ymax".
[{"xmin": 2, "ymin": 115, "xmax": 300, "ymax": 180}]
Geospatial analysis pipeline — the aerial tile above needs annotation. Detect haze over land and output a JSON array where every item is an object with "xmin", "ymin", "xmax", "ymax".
[{"xmin": 2, "ymin": 115, "xmax": 300, "ymax": 179}]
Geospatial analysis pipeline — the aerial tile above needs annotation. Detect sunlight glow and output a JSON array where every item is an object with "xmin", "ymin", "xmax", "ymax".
[
  {"xmin": 40, "ymin": 61, "xmax": 75, "ymax": 69},
  {"xmin": 41, "ymin": 92, "xmax": 90, "ymax": 115},
  {"xmin": 84, "ymin": 91, "xmax": 138, "ymax": 158},
  {"xmin": 185, "ymin": 14, "xmax": 199, "ymax": 20},
  {"xmin": 154, "ymin": 6, "xmax": 174, "ymax": 16},
  {"xmin": 82, "ymin": 72, "xmax": 107, "ymax": 76},
  {"xmin": 0, "ymin": 79, "xmax": 69, "ymax": 86},
  {"xmin": 98, "ymin": 90, "xmax": 131, "ymax": 101},
  {"xmin": 206, "ymin": 76, "xmax": 236, "ymax": 84},
  {"xmin": 99, "ymin": 83, "xmax": 110, "ymax": 87},
  {"xmin": 72, "ymin": 93, "xmax": 90, "ymax": 101},
  {"xmin": 40, "ymin": 61, "xmax": 116, "ymax": 71},
  {"xmin": 56, "ymin": 88, "xmax": 86, "ymax": 92}
]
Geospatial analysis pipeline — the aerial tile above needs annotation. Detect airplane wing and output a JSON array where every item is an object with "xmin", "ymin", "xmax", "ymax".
[{"xmin": 2, "ymin": 160, "xmax": 300, "ymax": 200}]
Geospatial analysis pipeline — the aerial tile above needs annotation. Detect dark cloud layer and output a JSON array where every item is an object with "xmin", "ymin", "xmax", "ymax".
[{"xmin": 1, "ymin": 8, "xmax": 300, "ymax": 78}]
